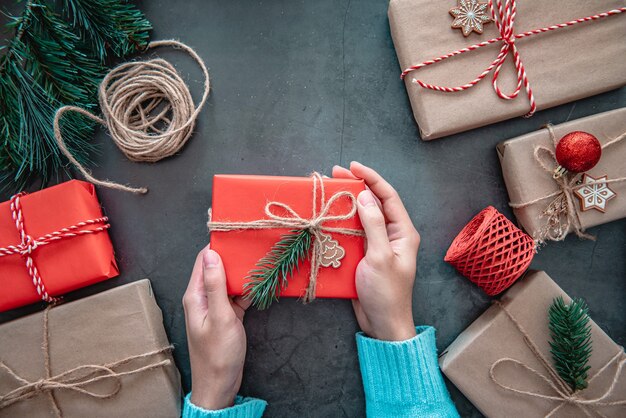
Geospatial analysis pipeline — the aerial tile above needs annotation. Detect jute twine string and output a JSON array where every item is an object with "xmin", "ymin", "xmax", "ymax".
[
  {"xmin": 54, "ymin": 40, "xmax": 210, "ymax": 194},
  {"xmin": 207, "ymin": 172, "xmax": 364, "ymax": 302},
  {"xmin": 0, "ymin": 306, "xmax": 173, "ymax": 417},
  {"xmin": 509, "ymin": 127, "xmax": 626, "ymax": 243},
  {"xmin": 489, "ymin": 301, "xmax": 626, "ymax": 418}
]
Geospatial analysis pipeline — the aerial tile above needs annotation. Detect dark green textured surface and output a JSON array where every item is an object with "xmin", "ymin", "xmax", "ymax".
[{"xmin": 1, "ymin": 1, "xmax": 624, "ymax": 417}]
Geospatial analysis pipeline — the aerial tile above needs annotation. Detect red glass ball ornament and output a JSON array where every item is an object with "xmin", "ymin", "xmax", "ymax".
[{"xmin": 555, "ymin": 131, "xmax": 602, "ymax": 174}]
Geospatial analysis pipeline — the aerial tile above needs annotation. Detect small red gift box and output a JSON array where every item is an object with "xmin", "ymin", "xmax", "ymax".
[
  {"xmin": 210, "ymin": 174, "xmax": 365, "ymax": 299},
  {"xmin": 0, "ymin": 180, "xmax": 118, "ymax": 312}
]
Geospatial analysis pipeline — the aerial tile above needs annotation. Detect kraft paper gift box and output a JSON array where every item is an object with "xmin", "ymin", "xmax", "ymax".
[
  {"xmin": 209, "ymin": 174, "xmax": 365, "ymax": 299},
  {"xmin": 0, "ymin": 180, "xmax": 118, "ymax": 312},
  {"xmin": 388, "ymin": 0, "xmax": 626, "ymax": 140},
  {"xmin": 497, "ymin": 107, "xmax": 626, "ymax": 241},
  {"xmin": 439, "ymin": 270, "xmax": 626, "ymax": 417},
  {"xmin": 0, "ymin": 280, "xmax": 181, "ymax": 417}
]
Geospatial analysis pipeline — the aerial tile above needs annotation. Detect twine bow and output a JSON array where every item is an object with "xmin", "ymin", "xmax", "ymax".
[
  {"xmin": 207, "ymin": 172, "xmax": 364, "ymax": 302},
  {"xmin": 0, "ymin": 192, "xmax": 110, "ymax": 302},
  {"xmin": 490, "ymin": 301, "xmax": 626, "ymax": 418},
  {"xmin": 401, "ymin": 0, "xmax": 625, "ymax": 117},
  {"xmin": 0, "ymin": 307, "xmax": 173, "ymax": 418},
  {"xmin": 509, "ymin": 127, "xmax": 626, "ymax": 243}
]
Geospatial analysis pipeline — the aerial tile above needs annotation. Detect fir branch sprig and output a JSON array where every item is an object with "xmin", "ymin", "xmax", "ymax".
[
  {"xmin": 244, "ymin": 229, "xmax": 312, "ymax": 310},
  {"xmin": 0, "ymin": 0, "xmax": 151, "ymax": 191},
  {"xmin": 549, "ymin": 296, "xmax": 593, "ymax": 392}
]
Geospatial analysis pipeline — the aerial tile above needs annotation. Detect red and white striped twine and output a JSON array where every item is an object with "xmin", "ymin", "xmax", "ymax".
[
  {"xmin": 401, "ymin": 0, "xmax": 626, "ymax": 117},
  {"xmin": 0, "ymin": 192, "xmax": 110, "ymax": 303}
]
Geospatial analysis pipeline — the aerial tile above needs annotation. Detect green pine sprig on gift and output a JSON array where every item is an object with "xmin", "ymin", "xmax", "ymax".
[
  {"xmin": 548, "ymin": 296, "xmax": 593, "ymax": 392},
  {"xmin": 0, "ymin": 0, "xmax": 151, "ymax": 191},
  {"xmin": 244, "ymin": 229, "xmax": 312, "ymax": 310}
]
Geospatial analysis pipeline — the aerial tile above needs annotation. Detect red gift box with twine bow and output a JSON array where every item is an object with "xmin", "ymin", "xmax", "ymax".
[
  {"xmin": 208, "ymin": 174, "xmax": 365, "ymax": 303},
  {"xmin": 0, "ymin": 180, "xmax": 118, "ymax": 312}
]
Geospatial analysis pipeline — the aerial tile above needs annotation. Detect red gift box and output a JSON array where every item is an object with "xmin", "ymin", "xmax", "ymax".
[
  {"xmin": 0, "ymin": 180, "xmax": 118, "ymax": 312},
  {"xmin": 210, "ymin": 174, "xmax": 365, "ymax": 300}
]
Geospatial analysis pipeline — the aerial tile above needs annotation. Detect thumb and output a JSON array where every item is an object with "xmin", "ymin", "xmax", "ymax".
[
  {"xmin": 202, "ymin": 249, "xmax": 231, "ymax": 316},
  {"xmin": 357, "ymin": 190, "xmax": 391, "ymax": 256}
]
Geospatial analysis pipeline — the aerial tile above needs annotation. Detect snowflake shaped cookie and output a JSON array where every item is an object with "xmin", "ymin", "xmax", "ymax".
[
  {"xmin": 574, "ymin": 174, "xmax": 616, "ymax": 213},
  {"xmin": 449, "ymin": 0, "xmax": 492, "ymax": 36}
]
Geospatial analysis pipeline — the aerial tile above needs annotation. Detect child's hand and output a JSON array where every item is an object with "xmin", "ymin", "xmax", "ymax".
[
  {"xmin": 333, "ymin": 162, "xmax": 419, "ymax": 341},
  {"xmin": 183, "ymin": 246, "xmax": 251, "ymax": 410}
]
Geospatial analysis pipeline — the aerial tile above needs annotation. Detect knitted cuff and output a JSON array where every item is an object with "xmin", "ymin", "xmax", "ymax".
[
  {"xmin": 183, "ymin": 394, "xmax": 267, "ymax": 418},
  {"xmin": 356, "ymin": 326, "xmax": 453, "ymax": 406}
]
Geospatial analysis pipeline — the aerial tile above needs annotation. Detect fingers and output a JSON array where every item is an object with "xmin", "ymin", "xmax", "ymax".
[
  {"xmin": 357, "ymin": 190, "xmax": 392, "ymax": 256},
  {"xmin": 231, "ymin": 296, "xmax": 252, "ymax": 321},
  {"xmin": 332, "ymin": 165, "xmax": 358, "ymax": 179},
  {"xmin": 333, "ymin": 165, "xmax": 384, "ymax": 211},
  {"xmin": 202, "ymin": 249, "xmax": 232, "ymax": 318},
  {"xmin": 350, "ymin": 162, "xmax": 418, "ymax": 243},
  {"xmin": 183, "ymin": 245, "xmax": 210, "ymax": 322}
]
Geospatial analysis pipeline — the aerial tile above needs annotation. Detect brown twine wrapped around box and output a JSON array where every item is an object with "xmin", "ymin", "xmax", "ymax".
[
  {"xmin": 489, "ymin": 301, "xmax": 626, "ymax": 418},
  {"xmin": 509, "ymin": 127, "xmax": 626, "ymax": 243},
  {"xmin": 0, "ymin": 306, "xmax": 174, "ymax": 417},
  {"xmin": 54, "ymin": 39, "xmax": 211, "ymax": 194},
  {"xmin": 207, "ymin": 172, "xmax": 364, "ymax": 302}
]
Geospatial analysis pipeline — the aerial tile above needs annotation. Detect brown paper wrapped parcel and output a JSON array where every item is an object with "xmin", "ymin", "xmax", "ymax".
[
  {"xmin": 497, "ymin": 107, "xmax": 626, "ymax": 241},
  {"xmin": 0, "ymin": 279, "xmax": 181, "ymax": 418},
  {"xmin": 439, "ymin": 270, "xmax": 625, "ymax": 417},
  {"xmin": 388, "ymin": 0, "xmax": 626, "ymax": 140}
]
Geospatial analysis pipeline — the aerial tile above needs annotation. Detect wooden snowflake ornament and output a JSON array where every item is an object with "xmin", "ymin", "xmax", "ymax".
[
  {"xmin": 574, "ymin": 174, "xmax": 616, "ymax": 213},
  {"xmin": 449, "ymin": 0, "xmax": 492, "ymax": 36}
]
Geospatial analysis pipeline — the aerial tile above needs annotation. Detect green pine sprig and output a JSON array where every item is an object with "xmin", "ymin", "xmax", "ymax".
[
  {"xmin": 0, "ymin": 0, "xmax": 151, "ymax": 191},
  {"xmin": 244, "ymin": 229, "xmax": 312, "ymax": 310},
  {"xmin": 548, "ymin": 296, "xmax": 593, "ymax": 392}
]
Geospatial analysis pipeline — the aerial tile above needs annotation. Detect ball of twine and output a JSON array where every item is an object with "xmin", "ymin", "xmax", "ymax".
[
  {"xmin": 444, "ymin": 206, "xmax": 536, "ymax": 296},
  {"xmin": 54, "ymin": 40, "xmax": 210, "ymax": 193}
]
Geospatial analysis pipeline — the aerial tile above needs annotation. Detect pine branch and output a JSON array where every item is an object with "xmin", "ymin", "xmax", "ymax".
[
  {"xmin": 549, "ymin": 297, "xmax": 593, "ymax": 392},
  {"xmin": 0, "ymin": 0, "xmax": 152, "ymax": 190},
  {"xmin": 3, "ymin": 60, "xmax": 96, "ymax": 188},
  {"xmin": 17, "ymin": 4, "xmax": 104, "ymax": 104},
  {"xmin": 244, "ymin": 229, "xmax": 312, "ymax": 310},
  {"xmin": 61, "ymin": 0, "xmax": 152, "ymax": 62}
]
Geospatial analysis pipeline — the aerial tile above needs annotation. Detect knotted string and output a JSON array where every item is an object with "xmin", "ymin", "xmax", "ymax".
[
  {"xmin": 0, "ymin": 306, "xmax": 173, "ymax": 417},
  {"xmin": 54, "ymin": 40, "xmax": 210, "ymax": 194},
  {"xmin": 401, "ymin": 0, "xmax": 625, "ymax": 117},
  {"xmin": 489, "ymin": 301, "xmax": 626, "ymax": 417},
  {"xmin": 509, "ymin": 127, "xmax": 626, "ymax": 243},
  {"xmin": 207, "ymin": 173, "xmax": 364, "ymax": 302},
  {"xmin": 0, "ymin": 192, "xmax": 110, "ymax": 303}
]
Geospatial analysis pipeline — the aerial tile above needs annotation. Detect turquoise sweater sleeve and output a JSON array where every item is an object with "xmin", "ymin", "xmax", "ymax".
[
  {"xmin": 356, "ymin": 326, "xmax": 460, "ymax": 417},
  {"xmin": 182, "ymin": 394, "xmax": 266, "ymax": 418},
  {"xmin": 183, "ymin": 326, "xmax": 458, "ymax": 418}
]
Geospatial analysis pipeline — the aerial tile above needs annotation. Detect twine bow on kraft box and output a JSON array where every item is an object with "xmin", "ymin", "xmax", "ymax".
[
  {"xmin": 439, "ymin": 271, "xmax": 626, "ymax": 418},
  {"xmin": 498, "ymin": 107, "xmax": 626, "ymax": 243},
  {"xmin": 388, "ymin": 0, "xmax": 626, "ymax": 140},
  {"xmin": 0, "ymin": 180, "xmax": 118, "ymax": 312},
  {"xmin": 0, "ymin": 280, "xmax": 181, "ymax": 418},
  {"xmin": 208, "ymin": 173, "xmax": 365, "ymax": 309},
  {"xmin": 445, "ymin": 108, "xmax": 626, "ymax": 297}
]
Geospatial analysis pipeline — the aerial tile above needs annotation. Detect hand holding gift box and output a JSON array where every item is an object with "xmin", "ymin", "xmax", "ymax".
[
  {"xmin": 439, "ymin": 271, "xmax": 626, "ymax": 417},
  {"xmin": 0, "ymin": 180, "xmax": 118, "ymax": 312},
  {"xmin": 208, "ymin": 173, "xmax": 365, "ymax": 309}
]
